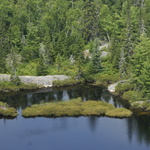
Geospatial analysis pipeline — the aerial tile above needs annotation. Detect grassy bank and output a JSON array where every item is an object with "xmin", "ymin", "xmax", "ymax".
[
  {"xmin": 52, "ymin": 78, "xmax": 85, "ymax": 87},
  {"xmin": 0, "ymin": 101, "xmax": 18, "ymax": 117},
  {"xmin": 0, "ymin": 81, "xmax": 40, "ymax": 93},
  {"xmin": 113, "ymin": 81, "xmax": 150, "ymax": 112},
  {"xmin": 22, "ymin": 98, "xmax": 132, "ymax": 118}
]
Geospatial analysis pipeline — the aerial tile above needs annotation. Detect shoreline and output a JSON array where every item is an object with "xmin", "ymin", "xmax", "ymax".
[
  {"xmin": 108, "ymin": 81, "xmax": 150, "ymax": 113},
  {"xmin": 0, "ymin": 74, "xmax": 70, "ymax": 87}
]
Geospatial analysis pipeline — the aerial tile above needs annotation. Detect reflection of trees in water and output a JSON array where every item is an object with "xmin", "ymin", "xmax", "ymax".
[
  {"xmin": 67, "ymin": 88, "xmax": 79, "ymax": 99},
  {"xmin": 88, "ymin": 116, "xmax": 98, "ymax": 132},
  {"xmin": 84, "ymin": 86, "xmax": 103, "ymax": 100},
  {"xmin": 53, "ymin": 90, "xmax": 63, "ymax": 101},
  {"xmin": 101, "ymin": 90, "xmax": 111, "ymax": 103},
  {"xmin": 112, "ymin": 95, "xmax": 130, "ymax": 108},
  {"xmin": 0, "ymin": 85, "xmax": 126, "ymax": 110},
  {"xmin": 65, "ymin": 85, "xmax": 103, "ymax": 101},
  {"xmin": 126, "ymin": 115, "xmax": 150, "ymax": 146}
]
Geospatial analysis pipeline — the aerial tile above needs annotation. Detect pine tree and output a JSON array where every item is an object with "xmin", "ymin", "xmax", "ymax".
[
  {"xmin": 132, "ymin": 35, "xmax": 150, "ymax": 99},
  {"xmin": 89, "ymin": 39, "xmax": 102, "ymax": 74}
]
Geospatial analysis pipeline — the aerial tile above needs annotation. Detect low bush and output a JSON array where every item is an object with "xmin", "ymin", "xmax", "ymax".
[
  {"xmin": 53, "ymin": 78, "xmax": 85, "ymax": 87},
  {"xmin": 122, "ymin": 91, "xmax": 136, "ymax": 101},
  {"xmin": 0, "ymin": 101, "xmax": 18, "ymax": 117},
  {"xmin": 17, "ymin": 61, "xmax": 37, "ymax": 76},
  {"xmin": 122, "ymin": 90, "xmax": 144, "ymax": 102},
  {"xmin": 131, "ymin": 102, "xmax": 141, "ymax": 109},
  {"xmin": 0, "ymin": 81, "xmax": 39, "ymax": 92},
  {"xmin": 115, "ymin": 82, "xmax": 135, "ymax": 95},
  {"xmin": 94, "ymin": 73, "xmax": 120, "ymax": 86},
  {"xmin": 0, "ymin": 81, "xmax": 20, "ymax": 92},
  {"xmin": 0, "ymin": 102, "xmax": 7, "ymax": 107},
  {"xmin": 141, "ymin": 101, "xmax": 150, "ymax": 108}
]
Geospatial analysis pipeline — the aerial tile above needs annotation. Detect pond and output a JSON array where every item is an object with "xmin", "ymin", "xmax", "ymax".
[{"xmin": 0, "ymin": 85, "xmax": 150, "ymax": 150}]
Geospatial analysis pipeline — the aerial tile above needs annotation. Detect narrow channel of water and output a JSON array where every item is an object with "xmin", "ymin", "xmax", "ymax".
[{"xmin": 0, "ymin": 85, "xmax": 150, "ymax": 150}]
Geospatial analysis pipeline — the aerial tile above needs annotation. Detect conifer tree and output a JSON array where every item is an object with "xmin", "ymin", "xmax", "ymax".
[{"xmin": 89, "ymin": 39, "xmax": 102, "ymax": 74}]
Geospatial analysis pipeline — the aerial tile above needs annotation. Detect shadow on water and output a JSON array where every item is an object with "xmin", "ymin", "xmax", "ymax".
[
  {"xmin": 126, "ymin": 115, "xmax": 150, "ymax": 146},
  {"xmin": 0, "ymin": 85, "xmax": 150, "ymax": 149},
  {"xmin": 0, "ymin": 85, "xmax": 129, "ymax": 109}
]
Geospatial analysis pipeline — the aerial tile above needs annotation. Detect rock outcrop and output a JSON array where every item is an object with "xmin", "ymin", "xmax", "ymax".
[{"xmin": 0, "ymin": 74, "xmax": 69, "ymax": 87}]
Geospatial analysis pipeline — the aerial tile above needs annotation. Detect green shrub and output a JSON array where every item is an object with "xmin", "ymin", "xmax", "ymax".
[
  {"xmin": 0, "ymin": 101, "xmax": 18, "ymax": 117},
  {"xmin": 122, "ymin": 91, "xmax": 136, "ymax": 101},
  {"xmin": 17, "ymin": 61, "xmax": 37, "ymax": 76},
  {"xmin": 141, "ymin": 101, "xmax": 150, "ymax": 108},
  {"xmin": 53, "ymin": 78, "xmax": 85, "ymax": 87},
  {"xmin": 10, "ymin": 75, "xmax": 21, "ymax": 86},
  {"xmin": 36, "ymin": 60, "xmax": 48, "ymax": 76},
  {"xmin": 131, "ymin": 102, "xmax": 141, "ymax": 109},
  {"xmin": 94, "ymin": 73, "xmax": 120, "ymax": 86},
  {"xmin": 0, "ymin": 81, "xmax": 20, "ymax": 92},
  {"xmin": 0, "ymin": 81, "xmax": 39, "ymax": 92},
  {"xmin": 115, "ymin": 82, "xmax": 135, "ymax": 94},
  {"xmin": 146, "ymin": 106, "xmax": 150, "ymax": 111},
  {"xmin": 0, "ymin": 102, "xmax": 7, "ymax": 107}
]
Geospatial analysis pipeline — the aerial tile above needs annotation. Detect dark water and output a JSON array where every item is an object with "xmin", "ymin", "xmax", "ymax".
[{"xmin": 0, "ymin": 85, "xmax": 150, "ymax": 150}]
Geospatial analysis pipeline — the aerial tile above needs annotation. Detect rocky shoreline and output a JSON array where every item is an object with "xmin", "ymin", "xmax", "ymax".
[
  {"xmin": 108, "ymin": 81, "xmax": 150, "ymax": 113},
  {"xmin": 0, "ymin": 74, "xmax": 69, "ymax": 87}
]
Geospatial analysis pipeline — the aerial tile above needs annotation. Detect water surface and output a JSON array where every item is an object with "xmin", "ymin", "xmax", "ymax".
[{"xmin": 0, "ymin": 85, "xmax": 150, "ymax": 150}]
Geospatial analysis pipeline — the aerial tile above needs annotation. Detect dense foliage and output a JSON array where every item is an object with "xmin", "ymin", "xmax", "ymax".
[{"xmin": 0, "ymin": 0, "xmax": 150, "ymax": 100}]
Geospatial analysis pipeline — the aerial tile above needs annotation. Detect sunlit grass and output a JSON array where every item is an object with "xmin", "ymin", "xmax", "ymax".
[
  {"xmin": 106, "ymin": 108, "xmax": 133, "ymax": 118},
  {"xmin": 22, "ymin": 98, "xmax": 132, "ymax": 118},
  {"xmin": 0, "ymin": 101, "xmax": 18, "ymax": 117}
]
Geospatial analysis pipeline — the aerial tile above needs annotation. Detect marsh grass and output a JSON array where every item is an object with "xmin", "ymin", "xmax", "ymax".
[
  {"xmin": 52, "ymin": 78, "xmax": 85, "ymax": 87},
  {"xmin": 106, "ymin": 108, "xmax": 133, "ymax": 118},
  {"xmin": 22, "ymin": 98, "xmax": 132, "ymax": 118},
  {"xmin": 0, "ymin": 101, "xmax": 18, "ymax": 117},
  {"xmin": 0, "ymin": 81, "xmax": 39, "ymax": 92}
]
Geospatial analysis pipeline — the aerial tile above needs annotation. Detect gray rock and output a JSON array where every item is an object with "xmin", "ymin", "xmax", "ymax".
[
  {"xmin": 98, "ymin": 43, "xmax": 109, "ymax": 50},
  {"xmin": 108, "ymin": 82, "xmax": 119, "ymax": 93},
  {"xmin": 100, "ymin": 51, "xmax": 109, "ymax": 58},
  {"xmin": 108, "ymin": 80, "xmax": 129, "ymax": 93},
  {"xmin": 0, "ymin": 74, "xmax": 69, "ymax": 87}
]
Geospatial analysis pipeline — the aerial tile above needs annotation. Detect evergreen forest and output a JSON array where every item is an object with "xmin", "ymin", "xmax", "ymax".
[{"xmin": 0, "ymin": 0, "xmax": 150, "ymax": 101}]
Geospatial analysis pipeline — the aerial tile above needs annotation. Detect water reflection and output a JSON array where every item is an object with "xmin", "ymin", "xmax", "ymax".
[
  {"xmin": 88, "ymin": 116, "xmax": 98, "ymax": 132},
  {"xmin": 1, "ymin": 116, "xmax": 150, "ymax": 150},
  {"xmin": 0, "ymin": 85, "xmax": 150, "ymax": 149},
  {"xmin": 0, "ymin": 85, "xmax": 127, "ymax": 109},
  {"xmin": 20, "ymin": 128, "xmax": 48, "ymax": 139},
  {"xmin": 126, "ymin": 115, "xmax": 150, "ymax": 146}
]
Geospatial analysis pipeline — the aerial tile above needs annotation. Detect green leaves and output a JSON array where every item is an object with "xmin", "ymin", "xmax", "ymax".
[{"xmin": 132, "ymin": 36, "xmax": 150, "ymax": 98}]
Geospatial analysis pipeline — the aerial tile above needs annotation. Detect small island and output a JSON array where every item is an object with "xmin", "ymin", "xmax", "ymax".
[
  {"xmin": 0, "ymin": 101, "xmax": 18, "ymax": 117},
  {"xmin": 22, "ymin": 97, "xmax": 132, "ymax": 118}
]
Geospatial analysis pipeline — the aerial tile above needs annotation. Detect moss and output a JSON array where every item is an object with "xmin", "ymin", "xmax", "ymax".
[
  {"xmin": 106, "ymin": 108, "xmax": 133, "ymax": 118},
  {"xmin": 146, "ymin": 107, "xmax": 150, "ymax": 111},
  {"xmin": 0, "ymin": 101, "xmax": 18, "ymax": 117},
  {"xmin": 53, "ymin": 78, "xmax": 85, "ymax": 87},
  {"xmin": 22, "ymin": 98, "xmax": 132, "ymax": 118},
  {"xmin": 131, "ymin": 102, "xmax": 141, "ymax": 109},
  {"xmin": 0, "ymin": 101, "xmax": 7, "ymax": 107},
  {"xmin": 141, "ymin": 101, "xmax": 150, "ymax": 108},
  {"xmin": 0, "ymin": 81, "xmax": 39, "ymax": 93},
  {"xmin": 130, "ymin": 101, "xmax": 150, "ymax": 111}
]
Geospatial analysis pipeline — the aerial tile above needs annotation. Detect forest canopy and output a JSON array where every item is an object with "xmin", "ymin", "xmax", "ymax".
[{"xmin": 0, "ymin": 0, "xmax": 150, "ymax": 100}]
